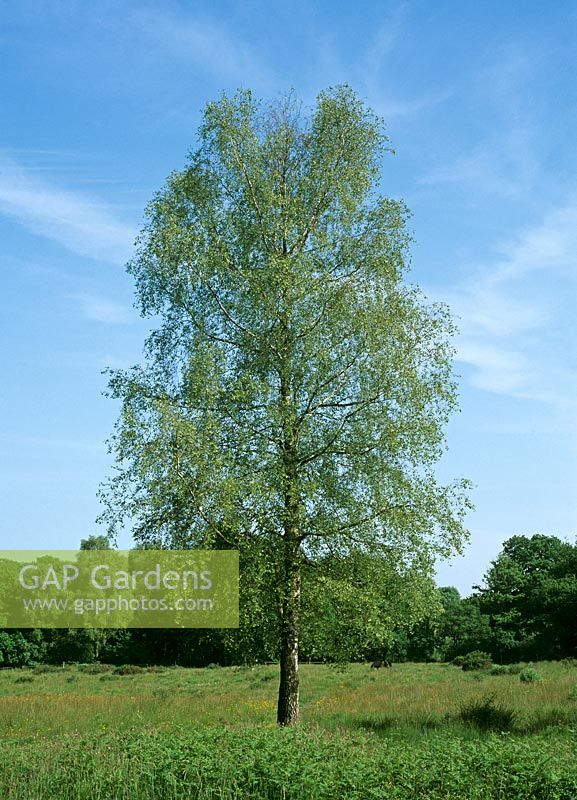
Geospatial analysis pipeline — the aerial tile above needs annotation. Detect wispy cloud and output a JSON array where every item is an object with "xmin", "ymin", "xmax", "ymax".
[
  {"xmin": 67, "ymin": 292, "xmax": 134, "ymax": 324},
  {"xmin": 419, "ymin": 129, "xmax": 537, "ymax": 198},
  {"xmin": 129, "ymin": 7, "xmax": 273, "ymax": 88},
  {"xmin": 455, "ymin": 341, "xmax": 533, "ymax": 396},
  {"xmin": 308, "ymin": 6, "xmax": 449, "ymax": 120},
  {"xmin": 439, "ymin": 200, "xmax": 577, "ymax": 410},
  {"xmin": 359, "ymin": 6, "xmax": 451, "ymax": 119},
  {"xmin": 494, "ymin": 204, "xmax": 577, "ymax": 281},
  {"xmin": 419, "ymin": 42, "xmax": 538, "ymax": 198},
  {"xmin": 0, "ymin": 155, "xmax": 137, "ymax": 265}
]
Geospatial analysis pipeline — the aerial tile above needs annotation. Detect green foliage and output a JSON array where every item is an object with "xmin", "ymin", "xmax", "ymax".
[
  {"xmin": 4, "ymin": 723, "xmax": 577, "ymax": 799},
  {"xmin": 477, "ymin": 534, "xmax": 577, "ymax": 662},
  {"xmin": 45, "ymin": 629, "xmax": 103, "ymax": 665},
  {"xmin": 396, "ymin": 533, "xmax": 577, "ymax": 665},
  {"xmin": 33, "ymin": 664, "xmax": 66, "ymax": 674},
  {"xmin": 490, "ymin": 663, "xmax": 523, "ymax": 676},
  {"xmin": 401, "ymin": 586, "xmax": 494, "ymax": 662},
  {"xmin": 458, "ymin": 694, "xmax": 516, "ymax": 731},
  {"xmin": 98, "ymin": 86, "xmax": 471, "ymax": 717},
  {"xmin": 77, "ymin": 663, "xmax": 112, "ymax": 674},
  {"xmin": 519, "ymin": 667, "xmax": 541, "ymax": 683},
  {"xmin": 0, "ymin": 630, "xmax": 44, "ymax": 667},
  {"xmin": 113, "ymin": 664, "xmax": 145, "ymax": 675},
  {"xmin": 459, "ymin": 651, "xmax": 492, "ymax": 671},
  {"xmin": 301, "ymin": 552, "xmax": 440, "ymax": 663},
  {"xmin": 79, "ymin": 534, "xmax": 113, "ymax": 550}
]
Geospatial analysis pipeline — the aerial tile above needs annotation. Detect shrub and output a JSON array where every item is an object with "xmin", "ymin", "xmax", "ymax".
[
  {"xmin": 33, "ymin": 664, "xmax": 66, "ymax": 674},
  {"xmin": 458, "ymin": 694, "xmax": 516, "ymax": 731},
  {"xmin": 77, "ymin": 663, "xmax": 112, "ymax": 674},
  {"xmin": 489, "ymin": 663, "xmax": 522, "ymax": 676},
  {"xmin": 206, "ymin": 663, "xmax": 220, "ymax": 669},
  {"xmin": 460, "ymin": 651, "xmax": 492, "ymax": 671},
  {"xmin": 113, "ymin": 665, "xmax": 144, "ymax": 676},
  {"xmin": 451, "ymin": 655, "xmax": 465, "ymax": 667},
  {"xmin": 519, "ymin": 667, "xmax": 541, "ymax": 683}
]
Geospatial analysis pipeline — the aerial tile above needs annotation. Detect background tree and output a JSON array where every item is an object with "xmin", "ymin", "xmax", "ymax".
[
  {"xmin": 44, "ymin": 533, "xmax": 117, "ymax": 664},
  {"xmin": 79, "ymin": 534, "xmax": 113, "ymax": 551},
  {"xmin": 476, "ymin": 534, "xmax": 577, "ymax": 661},
  {"xmin": 0, "ymin": 630, "xmax": 45, "ymax": 668},
  {"xmin": 301, "ymin": 552, "xmax": 441, "ymax": 664},
  {"xmin": 100, "ymin": 86, "xmax": 471, "ymax": 724}
]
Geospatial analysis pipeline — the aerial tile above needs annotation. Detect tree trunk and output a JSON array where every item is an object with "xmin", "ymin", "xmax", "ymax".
[
  {"xmin": 277, "ymin": 308, "xmax": 301, "ymax": 726},
  {"xmin": 277, "ymin": 535, "xmax": 301, "ymax": 725}
]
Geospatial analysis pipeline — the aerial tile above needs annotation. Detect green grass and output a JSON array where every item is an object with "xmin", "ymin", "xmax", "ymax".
[{"xmin": 1, "ymin": 660, "xmax": 577, "ymax": 798}]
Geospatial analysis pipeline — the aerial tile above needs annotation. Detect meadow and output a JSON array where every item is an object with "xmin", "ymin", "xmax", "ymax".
[{"xmin": 1, "ymin": 660, "xmax": 577, "ymax": 798}]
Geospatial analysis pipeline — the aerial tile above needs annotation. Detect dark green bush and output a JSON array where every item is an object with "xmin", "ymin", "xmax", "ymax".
[
  {"xmin": 113, "ymin": 664, "xmax": 144, "ymax": 676},
  {"xmin": 460, "ymin": 651, "xmax": 492, "ymax": 671},
  {"xmin": 489, "ymin": 663, "xmax": 522, "ymax": 676},
  {"xmin": 519, "ymin": 667, "xmax": 541, "ymax": 683},
  {"xmin": 77, "ymin": 663, "xmax": 112, "ymax": 674},
  {"xmin": 0, "ymin": 631, "xmax": 44, "ymax": 668},
  {"xmin": 458, "ymin": 694, "xmax": 516, "ymax": 731}
]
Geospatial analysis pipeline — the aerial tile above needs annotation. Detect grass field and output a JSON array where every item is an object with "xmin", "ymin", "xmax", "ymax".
[{"xmin": 2, "ymin": 660, "xmax": 577, "ymax": 798}]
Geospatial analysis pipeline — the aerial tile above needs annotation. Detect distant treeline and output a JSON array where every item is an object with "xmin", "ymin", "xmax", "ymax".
[{"xmin": 1, "ymin": 534, "xmax": 576, "ymax": 667}]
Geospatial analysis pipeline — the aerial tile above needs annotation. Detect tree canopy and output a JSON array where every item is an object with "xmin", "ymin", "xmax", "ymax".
[
  {"xmin": 476, "ymin": 534, "xmax": 577, "ymax": 661},
  {"xmin": 100, "ymin": 85, "xmax": 472, "ymax": 723}
]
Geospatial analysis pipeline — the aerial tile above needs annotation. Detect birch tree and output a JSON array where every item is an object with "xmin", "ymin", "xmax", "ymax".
[{"xmin": 100, "ymin": 86, "xmax": 472, "ymax": 725}]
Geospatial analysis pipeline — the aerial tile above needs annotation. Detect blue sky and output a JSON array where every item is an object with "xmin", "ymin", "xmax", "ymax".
[{"xmin": 0, "ymin": 1, "xmax": 575, "ymax": 595}]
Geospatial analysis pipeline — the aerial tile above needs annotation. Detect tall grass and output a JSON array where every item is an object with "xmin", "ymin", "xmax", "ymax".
[
  {"xmin": 2, "ymin": 725, "xmax": 577, "ymax": 799},
  {"xmin": 1, "ymin": 661, "xmax": 577, "ymax": 798}
]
